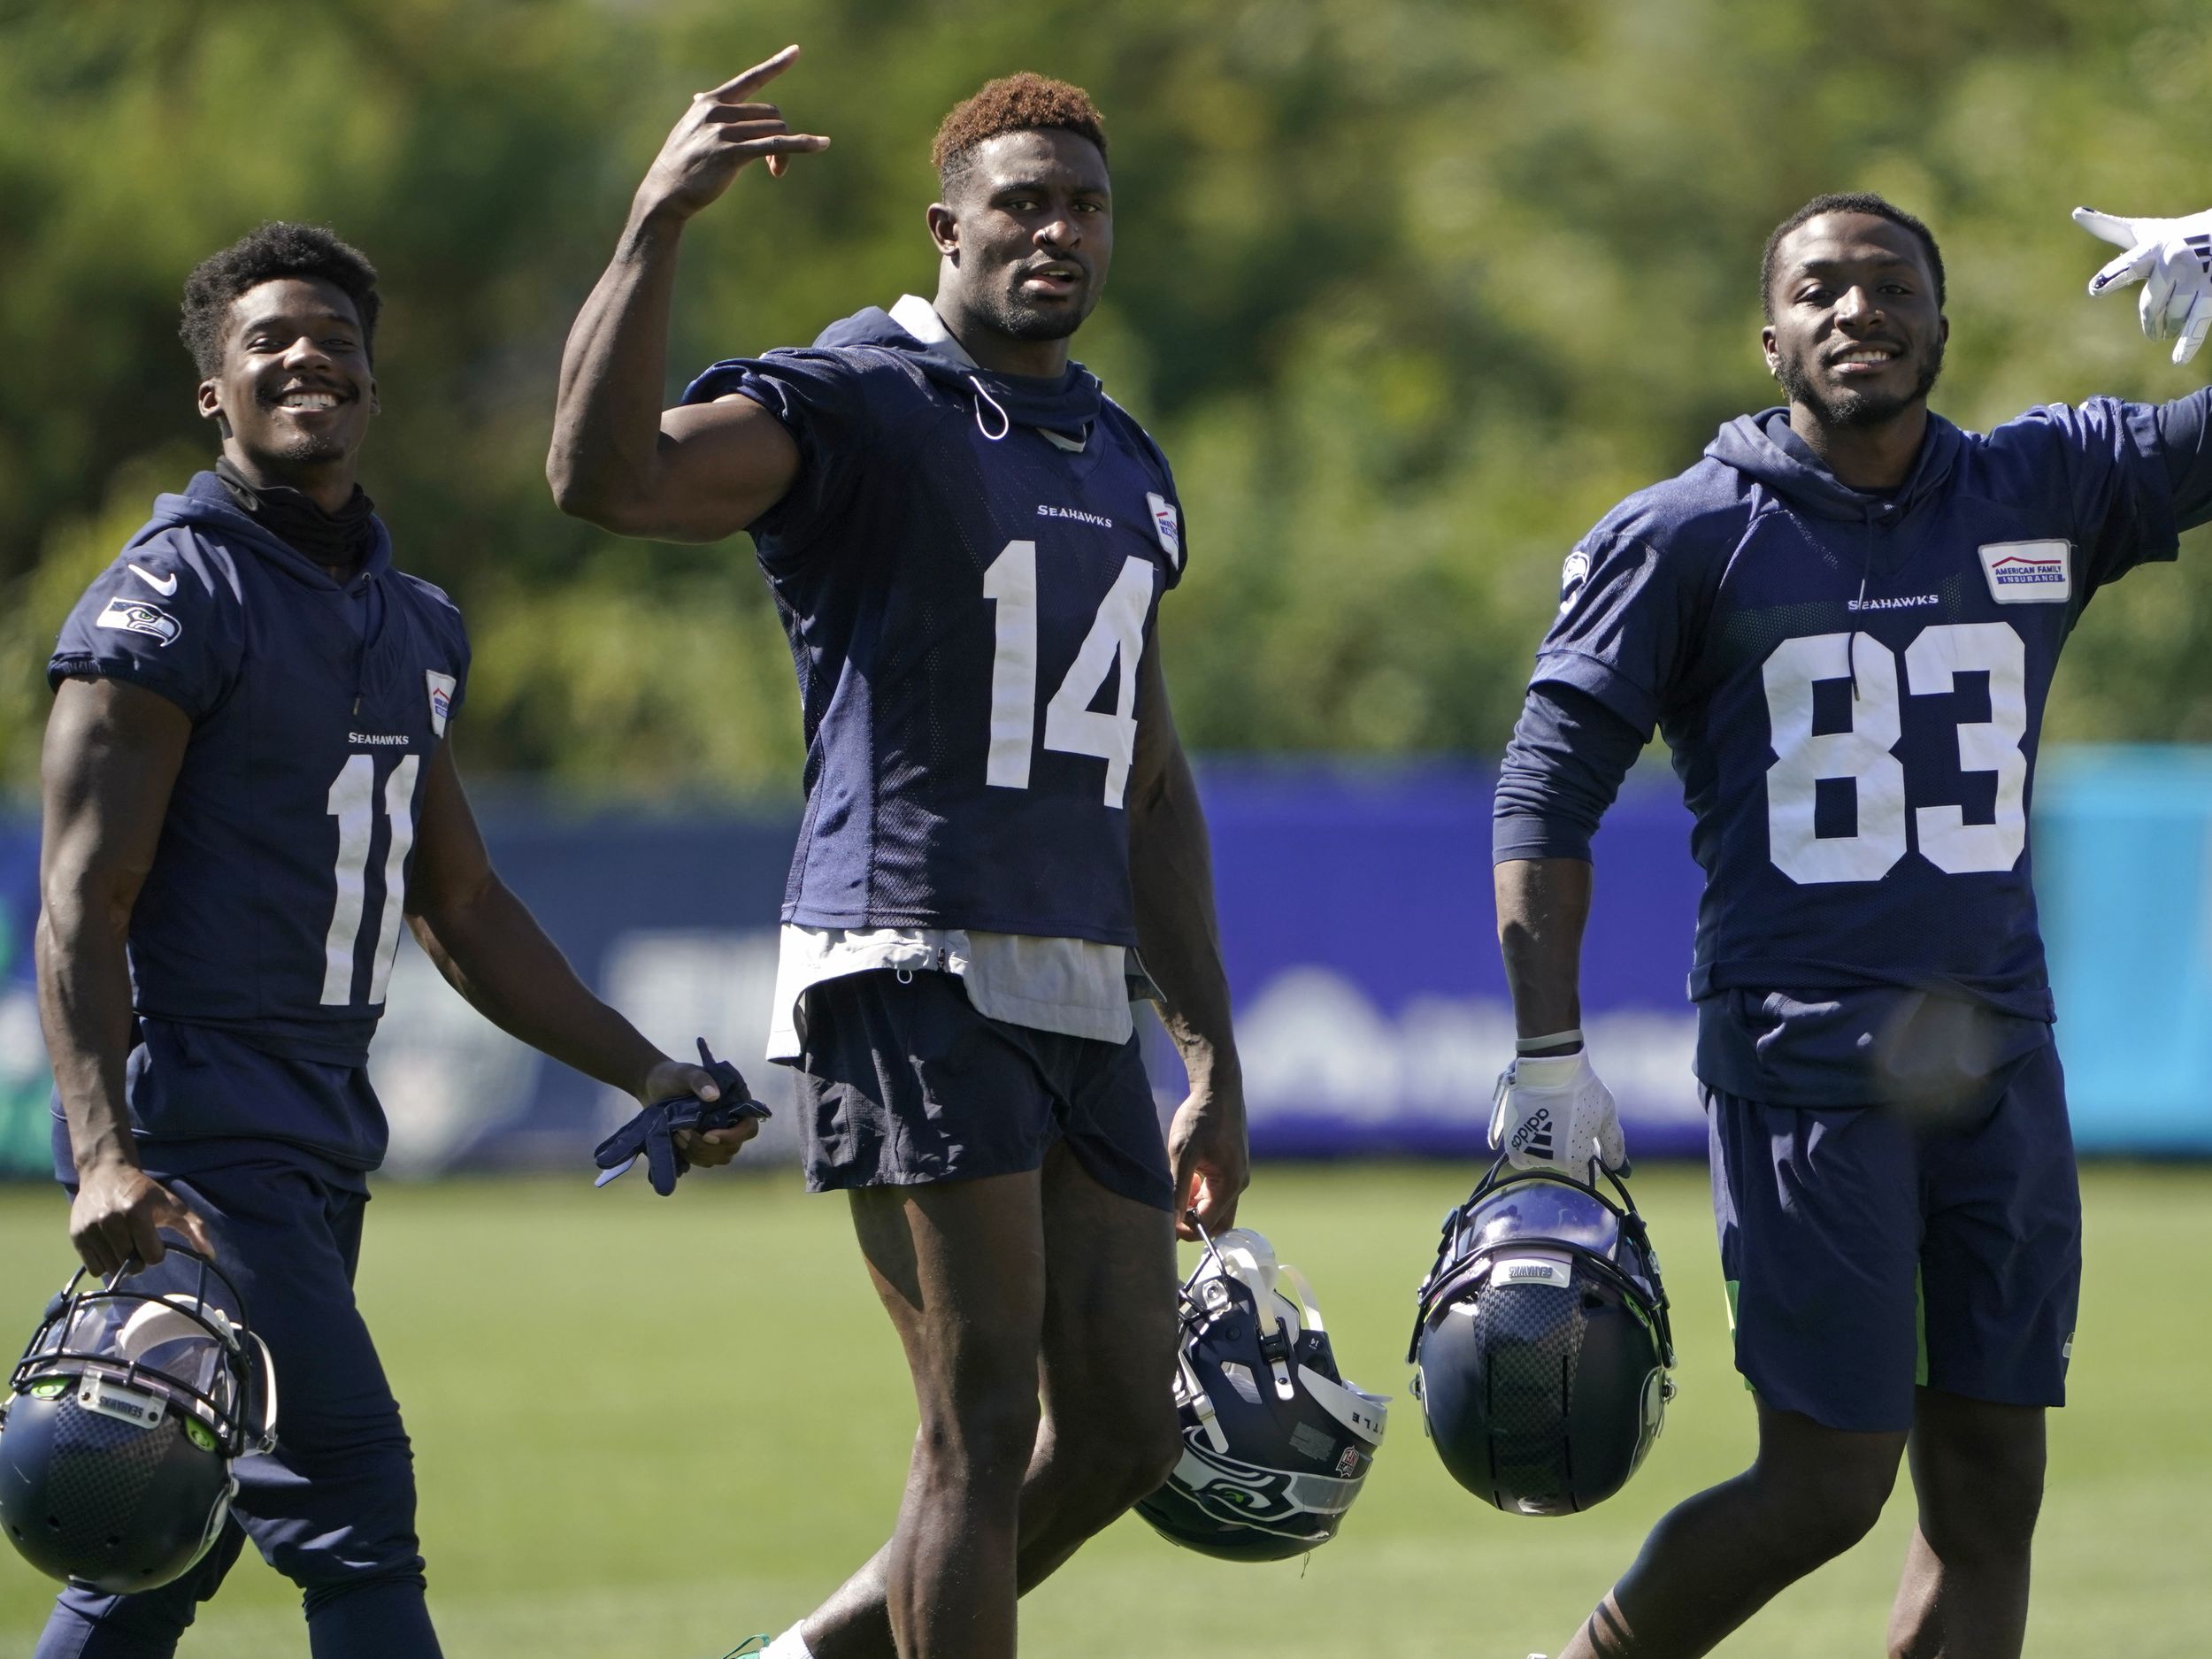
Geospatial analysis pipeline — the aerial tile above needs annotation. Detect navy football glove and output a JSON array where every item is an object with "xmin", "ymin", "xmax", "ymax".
[{"xmin": 593, "ymin": 1039, "xmax": 771, "ymax": 1196}]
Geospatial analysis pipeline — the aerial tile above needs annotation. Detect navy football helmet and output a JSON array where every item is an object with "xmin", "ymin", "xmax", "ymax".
[
  {"xmin": 1136, "ymin": 1225, "xmax": 1388, "ymax": 1561},
  {"xmin": 1409, "ymin": 1159, "xmax": 1673, "ymax": 1516},
  {"xmin": 0, "ymin": 1248, "xmax": 275, "ymax": 1594}
]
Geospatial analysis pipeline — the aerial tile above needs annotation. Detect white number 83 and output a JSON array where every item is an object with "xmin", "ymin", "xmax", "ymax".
[{"xmin": 1763, "ymin": 621, "xmax": 2028, "ymax": 884}]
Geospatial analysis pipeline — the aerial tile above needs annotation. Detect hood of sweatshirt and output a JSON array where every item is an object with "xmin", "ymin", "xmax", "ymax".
[
  {"xmin": 138, "ymin": 471, "xmax": 393, "ymax": 592},
  {"xmin": 812, "ymin": 294, "xmax": 1104, "ymax": 442},
  {"xmin": 1703, "ymin": 405, "xmax": 1962, "ymax": 524}
]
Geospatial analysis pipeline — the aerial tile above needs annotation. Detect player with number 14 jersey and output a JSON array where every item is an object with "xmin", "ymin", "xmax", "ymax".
[{"xmin": 549, "ymin": 54, "xmax": 1245, "ymax": 1659}]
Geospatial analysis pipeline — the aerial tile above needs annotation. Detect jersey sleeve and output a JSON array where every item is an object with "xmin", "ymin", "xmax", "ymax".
[
  {"xmin": 2139, "ymin": 386, "xmax": 2212, "ymax": 536},
  {"xmin": 1116, "ymin": 408, "xmax": 1187, "ymax": 592},
  {"xmin": 47, "ymin": 531, "xmax": 243, "ymax": 722},
  {"xmin": 680, "ymin": 348, "xmax": 879, "ymax": 555},
  {"xmin": 404, "ymin": 575, "xmax": 472, "ymax": 730},
  {"xmin": 1526, "ymin": 519, "xmax": 1709, "ymax": 735},
  {"xmin": 1493, "ymin": 681, "xmax": 1649, "ymax": 864},
  {"xmin": 1995, "ymin": 396, "xmax": 2189, "ymax": 592}
]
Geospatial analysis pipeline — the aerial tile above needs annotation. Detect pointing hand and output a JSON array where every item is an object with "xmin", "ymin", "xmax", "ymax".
[
  {"xmin": 2075, "ymin": 205, "xmax": 2212, "ymax": 365},
  {"xmin": 634, "ymin": 45, "xmax": 832, "ymax": 227}
]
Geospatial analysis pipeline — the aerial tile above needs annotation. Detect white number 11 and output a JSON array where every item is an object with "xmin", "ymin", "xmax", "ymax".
[
  {"xmin": 319, "ymin": 752, "xmax": 419, "ymax": 1005},
  {"xmin": 983, "ymin": 540, "xmax": 1155, "ymax": 808}
]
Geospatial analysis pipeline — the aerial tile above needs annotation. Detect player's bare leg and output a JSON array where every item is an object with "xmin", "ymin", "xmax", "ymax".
[
  {"xmin": 1886, "ymin": 1390, "xmax": 2045, "ymax": 1659},
  {"xmin": 1555, "ymin": 1402, "xmax": 1906, "ymax": 1658},
  {"xmin": 844, "ymin": 1170, "xmax": 1046, "ymax": 1659},
  {"xmin": 802, "ymin": 1144, "xmax": 1179, "ymax": 1659}
]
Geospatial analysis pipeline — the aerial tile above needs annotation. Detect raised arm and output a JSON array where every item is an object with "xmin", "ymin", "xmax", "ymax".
[
  {"xmin": 1127, "ymin": 639, "xmax": 1247, "ymax": 1238},
  {"xmin": 403, "ymin": 741, "xmax": 754, "ymax": 1164},
  {"xmin": 37, "ymin": 678, "xmax": 214, "ymax": 1272},
  {"xmin": 546, "ymin": 46, "xmax": 827, "ymax": 543}
]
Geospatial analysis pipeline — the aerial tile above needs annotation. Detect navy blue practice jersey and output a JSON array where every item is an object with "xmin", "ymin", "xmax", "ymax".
[
  {"xmin": 685, "ymin": 305, "xmax": 1187, "ymax": 945},
  {"xmin": 1536, "ymin": 397, "xmax": 2212, "ymax": 1018},
  {"xmin": 49, "ymin": 473, "xmax": 469, "ymax": 1067}
]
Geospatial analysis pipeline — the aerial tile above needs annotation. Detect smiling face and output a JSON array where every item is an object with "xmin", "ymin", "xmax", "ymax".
[
  {"xmin": 1763, "ymin": 211, "xmax": 1947, "ymax": 432},
  {"xmin": 932, "ymin": 127, "xmax": 1113, "ymax": 356},
  {"xmin": 196, "ymin": 276, "xmax": 376, "ymax": 480}
]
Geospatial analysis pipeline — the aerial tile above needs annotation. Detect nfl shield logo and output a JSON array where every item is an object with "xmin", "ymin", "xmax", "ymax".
[
  {"xmin": 426, "ymin": 670, "xmax": 457, "ymax": 737},
  {"xmin": 1146, "ymin": 491, "xmax": 1182, "ymax": 570}
]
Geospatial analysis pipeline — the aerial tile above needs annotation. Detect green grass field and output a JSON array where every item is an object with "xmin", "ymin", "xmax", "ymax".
[{"xmin": 2, "ymin": 1163, "xmax": 2204, "ymax": 1657}]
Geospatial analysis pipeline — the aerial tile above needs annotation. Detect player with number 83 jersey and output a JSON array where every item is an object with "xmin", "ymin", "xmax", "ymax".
[
  {"xmin": 1540, "ymin": 362, "xmax": 2175, "ymax": 1036},
  {"xmin": 1490, "ymin": 194, "xmax": 2212, "ymax": 1659}
]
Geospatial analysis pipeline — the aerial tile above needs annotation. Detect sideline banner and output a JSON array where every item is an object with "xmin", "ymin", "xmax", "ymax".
[
  {"xmin": 1194, "ymin": 764, "xmax": 1703, "ymax": 1160},
  {"xmin": 3, "ymin": 751, "xmax": 2208, "ymax": 1177}
]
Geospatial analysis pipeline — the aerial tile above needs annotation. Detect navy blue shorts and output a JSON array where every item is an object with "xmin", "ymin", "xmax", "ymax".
[
  {"xmin": 788, "ymin": 968, "xmax": 1174, "ymax": 1211},
  {"xmin": 1706, "ymin": 1040, "xmax": 2082, "ymax": 1434}
]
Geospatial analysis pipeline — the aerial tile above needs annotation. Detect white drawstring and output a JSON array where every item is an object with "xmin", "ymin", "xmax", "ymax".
[{"xmin": 967, "ymin": 375, "xmax": 1010, "ymax": 442}]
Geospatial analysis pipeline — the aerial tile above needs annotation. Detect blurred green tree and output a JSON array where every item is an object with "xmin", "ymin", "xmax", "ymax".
[{"xmin": 4, "ymin": 0, "xmax": 2212, "ymax": 796}]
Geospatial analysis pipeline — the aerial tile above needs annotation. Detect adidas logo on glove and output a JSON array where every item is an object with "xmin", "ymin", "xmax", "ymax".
[{"xmin": 1510, "ymin": 1107, "xmax": 1555, "ymax": 1160}]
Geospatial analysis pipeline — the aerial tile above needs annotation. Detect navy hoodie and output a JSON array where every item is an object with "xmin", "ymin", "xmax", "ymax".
[
  {"xmin": 47, "ymin": 473, "xmax": 468, "ymax": 1169},
  {"xmin": 1502, "ymin": 393, "xmax": 2212, "ymax": 1107}
]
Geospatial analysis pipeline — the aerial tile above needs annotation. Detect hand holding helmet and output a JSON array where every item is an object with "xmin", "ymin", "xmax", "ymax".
[
  {"xmin": 1409, "ymin": 1160, "xmax": 1674, "ymax": 1516},
  {"xmin": 1136, "ymin": 1223, "xmax": 1388, "ymax": 1562},
  {"xmin": 1, "ymin": 1248, "xmax": 275, "ymax": 1595},
  {"xmin": 1489, "ymin": 1032, "xmax": 1626, "ymax": 1175}
]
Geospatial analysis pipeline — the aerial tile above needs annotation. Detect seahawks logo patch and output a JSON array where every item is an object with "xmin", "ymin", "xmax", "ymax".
[
  {"xmin": 95, "ymin": 596, "xmax": 180, "ymax": 647},
  {"xmin": 1559, "ymin": 549, "xmax": 1591, "ymax": 612}
]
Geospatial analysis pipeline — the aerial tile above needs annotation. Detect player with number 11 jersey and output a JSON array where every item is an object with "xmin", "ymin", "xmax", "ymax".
[{"xmin": 35, "ymin": 225, "xmax": 746, "ymax": 1659}]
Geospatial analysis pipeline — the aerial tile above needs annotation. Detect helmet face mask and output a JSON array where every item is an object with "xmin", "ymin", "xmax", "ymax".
[
  {"xmin": 1409, "ymin": 1161, "xmax": 1675, "ymax": 1517},
  {"xmin": 1, "ymin": 1248, "xmax": 276, "ymax": 1595},
  {"xmin": 1137, "ymin": 1226, "xmax": 1388, "ymax": 1562}
]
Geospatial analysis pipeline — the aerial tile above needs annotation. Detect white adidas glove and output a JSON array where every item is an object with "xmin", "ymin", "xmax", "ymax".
[
  {"xmin": 1488, "ymin": 1042, "xmax": 1625, "ymax": 1175},
  {"xmin": 2075, "ymin": 205, "xmax": 2212, "ymax": 365}
]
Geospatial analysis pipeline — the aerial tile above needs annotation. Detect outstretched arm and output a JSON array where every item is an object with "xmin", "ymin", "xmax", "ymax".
[
  {"xmin": 37, "ymin": 678, "xmax": 215, "ymax": 1273},
  {"xmin": 2073, "ymin": 208, "xmax": 2212, "ymax": 531},
  {"xmin": 404, "ymin": 741, "xmax": 755, "ymax": 1163},
  {"xmin": 1127, "ymin": 641, "xmax": 1247, "ymax": 1238},
  {"xmin": 547, "ymin": 46, "xmax": 827, "ymax": 542}
]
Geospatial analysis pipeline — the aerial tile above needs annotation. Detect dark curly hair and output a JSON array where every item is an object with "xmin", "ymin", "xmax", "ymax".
[
  {"xmin": 1761, "ymin": 192, "xmax": 1945, "ymax": 320},
  {"xmin": 932, "ymin": 73, "xmax": 1107, "ymax": 197},
  {"xmin": 180, "ymin": 223, "xmax": 380, "ymax": 376}
]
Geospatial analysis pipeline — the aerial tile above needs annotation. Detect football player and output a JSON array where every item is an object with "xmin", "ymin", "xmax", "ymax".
[
  {"xmin": 34, "ymin": 224, "xmax": 751, "ymax": 1659},
  {"xmin": 1490, "ymin": 195, "xmax": 2212, "ymax": 1659},
  {"xmin": 547, "ymin": 48, "xmax": 1247, "ymax": 1659}
]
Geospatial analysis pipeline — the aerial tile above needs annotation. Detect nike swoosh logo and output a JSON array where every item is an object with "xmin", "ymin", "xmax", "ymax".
[{"xmin": 127, "ymin": 563, "xmax": 178, "ymax": 597}]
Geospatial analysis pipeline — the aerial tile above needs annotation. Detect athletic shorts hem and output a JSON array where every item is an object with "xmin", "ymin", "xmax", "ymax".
[
  {"xmin": 793, "ymin": 969, "xmax": 1174, "ymax": 1214},
  {"xmin": 803, "ymin": 1144, "xmax": 1174, "ymax": 1212}
]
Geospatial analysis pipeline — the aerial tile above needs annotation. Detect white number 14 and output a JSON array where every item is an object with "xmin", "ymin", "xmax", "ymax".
[{"xmin": 983, "ymin": 540, "xmax": 1156, "ymax": 808}]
